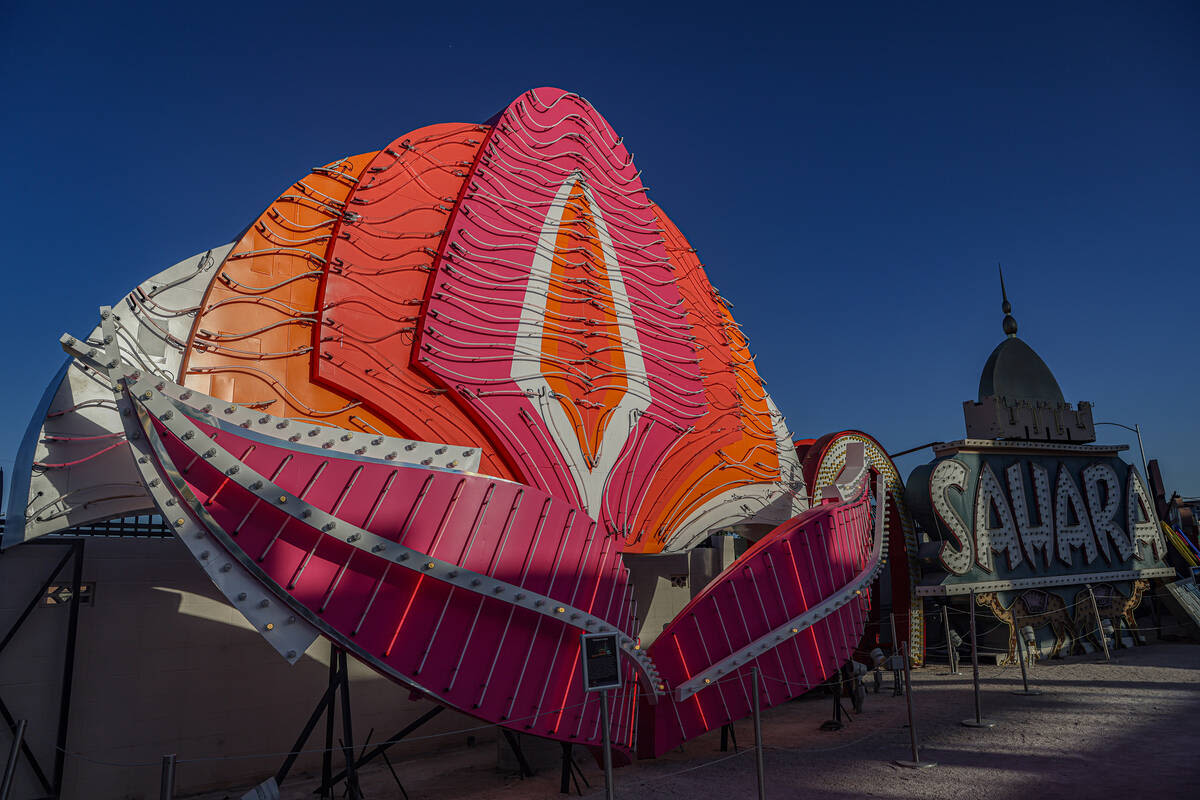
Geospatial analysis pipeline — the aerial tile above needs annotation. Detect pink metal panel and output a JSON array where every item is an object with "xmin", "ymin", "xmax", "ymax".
[
  {"xmin": 142, "ymin": 403, "xmax": 641, "ymax": 756},
  {"xmin": 414, "ymin": 88, "xmax": 707, "ymax": 534},
  {"xmin": 640, "ymin": 490, "xmax": 874, "ymax": 757}
]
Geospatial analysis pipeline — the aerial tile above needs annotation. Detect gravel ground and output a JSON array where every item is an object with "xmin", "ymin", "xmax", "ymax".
[{"xmin": 199, "ymin": 640, "xmax": 1200, "ymax": 800}]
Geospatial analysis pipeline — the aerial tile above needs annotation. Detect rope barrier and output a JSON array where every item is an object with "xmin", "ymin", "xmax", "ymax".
[
  {"xmin": 618, "ymin": 748, "xmax": 752, "ymax": 788},
  {"xmin": 44, "ymin": 588, "xmax": 1169, "ymax": 772}
]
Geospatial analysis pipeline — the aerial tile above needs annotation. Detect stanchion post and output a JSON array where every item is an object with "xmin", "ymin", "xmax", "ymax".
[
  {"xmin": 159, "ymin": 753, "xmax": 177, "ymax": 800},
  {"xmin": 0, "ymin": 719, "xmax": 27, "ymax": 800},
  {"xmin": 752, "ymin": 667, "xmax": 765, "ymax": 800},
  {"xmin": 600, "ymin": 688, "xmax": 614, "ymax": 800},
  {"xmin": 961, "ymin": 589, "xmax": 996, "ymax": 728},
  {"xmin": 1012, "ymin": 628, "xmax": 1043, "ymax": 696},
  {"xmin": 1086, "ymin": 584, "xmax": 1111, "ymax": 661},
  {"xmin": 889, "ymin": 612, "xmax": 904, "ymax": 695},
  {"xmin": 942, "ymin": 606, "xmax": 960, "ymax": 675},
  {"xmin": 893, "ymin": 643, "xmax": 935, "ymax": 768}
]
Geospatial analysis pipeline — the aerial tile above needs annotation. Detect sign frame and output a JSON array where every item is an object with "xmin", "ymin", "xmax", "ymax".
[{"xmin": 580, "ymin": 632, "xmax": 622, "ymax": 692}]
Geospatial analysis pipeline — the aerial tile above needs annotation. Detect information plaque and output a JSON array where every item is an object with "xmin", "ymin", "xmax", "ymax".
[{"xmin": 581, "ymin": 633, "xmax": 622, "ymax": 692}]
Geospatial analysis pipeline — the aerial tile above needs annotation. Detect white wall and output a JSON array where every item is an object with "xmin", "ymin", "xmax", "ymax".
[{"xmin": 0, "ymin": 537, "xmax": 489, "ymax": 799}]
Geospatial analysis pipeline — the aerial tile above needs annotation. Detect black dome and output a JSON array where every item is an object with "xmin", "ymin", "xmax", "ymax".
[{"xmin": 977, "ymin": 336, "xmax": 1065, "ymax": 405}]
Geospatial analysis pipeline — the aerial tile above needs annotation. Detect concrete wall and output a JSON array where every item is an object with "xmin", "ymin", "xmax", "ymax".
[
  {"xmin": 623, "ymin": 535, "xmax": 747, "ymax": 645},
  {"xmin": 0, "ymin": 537, "xmax": 490, "ymax": 799}
]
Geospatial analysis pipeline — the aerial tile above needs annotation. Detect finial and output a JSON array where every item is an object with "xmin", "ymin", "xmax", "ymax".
[{"xmin": 999, "ymin": 263, "xmax": 1017, "ymax": 337}]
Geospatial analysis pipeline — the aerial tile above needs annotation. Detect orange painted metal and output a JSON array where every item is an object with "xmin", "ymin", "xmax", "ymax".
[
  {"xmin": 626, "ymin": 204, "xmax": 784, "ymax": 551},
  {"xmin": 312, "ymin": 124, "xmax": 516, "ymax": 479},
  {"xmin": 179, "ymin": 154, "xmax": 404, "ymax": 437},
  {"xmin": 539, "ymin": 182, "xmax": 630, "ymax": 468}
]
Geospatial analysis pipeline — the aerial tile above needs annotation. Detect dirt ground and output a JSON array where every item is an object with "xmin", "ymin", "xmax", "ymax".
[{"xmin": 196, "ymin": 640, "xmax": 1200, "ymax": 800}]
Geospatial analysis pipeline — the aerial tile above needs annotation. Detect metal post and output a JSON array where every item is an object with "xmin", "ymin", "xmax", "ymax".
[
  {"xmin": 0, "ymin": 719, "xmax": 27, "ymax": 800},
  {"xmin": 1086, "ymin": 584, "xmax": 1111, "ymax": 661},
  {"xmin": 1095, "ymin": 422, "xmax": 1149, "ymax": 482},
  {"xmin": 321, "ymin": 652, "xmax": 336, "ymax": 798},
  {"xmin": 159, "ymin": 753, "xmax": 176, "ymax": 800},
  {"xmin": 560, "ymin": 742, "xmax": 573, "ymax": 795},
  {"xmin": 889, "ymin": 612, "xmax": 903, "ymax": 696},
  {"xmin": 893, "ymin": 644, "xmax": 934, "ymax": 768},
  {"xmin": 752, "ymin": 667, "xmax": 765, "ymax": 800},
  {"xmin": 336, "ymin": 650, "xmax": 361, "ymax": 800},
  {"xmin": 961, "ymin": 590, "xmax": 996, "ymax": 728},
  {"xmin": 53, "ymin": 541, "xmax": 85, "ymax": 795},
  {"xmin": 599, "ymin": 688, "xmax": 614, "ymax": 800},
  {"xmin": 1011, "ymin": 631, "xmax": 1042, "ymax": 696},
  {"xmin": 1134, "ymin": 424, "xmax": 1149, "ymax": 485},
  {"xmin": 942, "ymin": 607, "xmax": 960, "ymax": 675}
]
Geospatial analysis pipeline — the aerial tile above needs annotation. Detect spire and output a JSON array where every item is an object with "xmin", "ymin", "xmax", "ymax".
[{"xmin": 999, "ymin": 263, "xmax": 1017, "ymax": 337}]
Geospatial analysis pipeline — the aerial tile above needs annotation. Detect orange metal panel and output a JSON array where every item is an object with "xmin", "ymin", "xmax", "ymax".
[
  {"xmin": 627, "ymin": 204, "xmax": 783, "ymax": 551},
  {"xmin": 179, "ymin": 154, "xmax": 406, "ymax": 438}
]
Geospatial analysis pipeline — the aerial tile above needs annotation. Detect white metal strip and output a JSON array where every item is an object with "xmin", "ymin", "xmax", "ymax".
[
  {"xmin": 123, "ymin": 368, "xmax": 665, "ymax": 693},
  {"xmin": 915, "ymin": 567, "xmax": 1177, "ymax": 596}
]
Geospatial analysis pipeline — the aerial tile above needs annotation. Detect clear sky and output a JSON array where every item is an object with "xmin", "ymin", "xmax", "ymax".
[{"xmin": 2, "ymin": 1, "xmax": 1197, "ymax": 500}]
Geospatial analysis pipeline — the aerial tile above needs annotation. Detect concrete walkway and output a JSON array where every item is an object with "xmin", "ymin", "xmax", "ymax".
[{"xmin": 196, "ymin": 641, "xmax": 1200, "ymax": 799}]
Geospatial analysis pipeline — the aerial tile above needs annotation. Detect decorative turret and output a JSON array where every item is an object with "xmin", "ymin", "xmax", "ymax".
[{"xmin": 962, "ymin": 267, "xmax": 1095, "ymax": 443}]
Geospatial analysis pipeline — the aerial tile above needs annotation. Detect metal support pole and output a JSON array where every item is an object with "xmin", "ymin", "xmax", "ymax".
[
  {"xmin": 159, "ymin": 753, "xmax": 176, "ymax": 800},
  {"xmin": 1134, "ymin": 424, "xmax": 1149, "ymax": 486},
  {"xmin": 752, "ymin": 667, "xmax": 765, "ymax": 800},
  {"xmin": 1095, "ymin": 422, "xmax": 1149, "ymax": 483},
  {"xmin": 943, "ymin": 607, "xmax": 960, "ymax": 675},
  {"xmin": 1012, "ymin": 631, "xmax": 1042, "ymax": 696},
  {"xmin": 893, "ymin": 644, "xmax": 934, "ymax": 768},
  {"xmin": 560, "ymin": 742, "xmax": 573, "ymax": 795},
  {"xmin": 961, "ymin": 590, "xmax": 996, "ymax": 728},
  {"xmin": 599, "ymin": 688, "xmax": 614, "ymax": 800},
  {"xmin": 0, "ymin": 719, "xmax": 27, "ymax": 800},
  {"xmin": 319, "ymin": 705, "xmax": 445, "ymax": 794},
  {"xmin": 719, "ymin": 723, "xmax": 738, "ymax": 752},
  {"xmin": 889, "ymin": 611, "xmax": 905, "ymax": 694},
  {"xmin": 1087, "ymin": 584, "xmax": 1111, "ymax": 661},
  {"xmin": 53, "ymin": 541, "xmax": 85, "ymax": 796},
  {"xmin": 336, "ymin": 650, "xmax": 361, "ymax": 800},
  {"xmin": 321, "ymin": 652, "xmax": 335, "ymax": 800}
]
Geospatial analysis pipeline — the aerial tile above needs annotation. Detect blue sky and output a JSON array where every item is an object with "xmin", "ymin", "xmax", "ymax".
[{"xmin": 2, "ymin": 1, "xmax": 1197, "ymax": 498}]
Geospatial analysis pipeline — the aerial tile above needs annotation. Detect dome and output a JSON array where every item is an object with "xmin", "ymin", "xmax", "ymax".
[{"xmin": 977, "ymin": 336, "xmax": 1065, "ymax": 405}]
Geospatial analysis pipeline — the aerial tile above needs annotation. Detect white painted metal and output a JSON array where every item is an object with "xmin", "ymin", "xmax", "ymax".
[{"xmin": 4, "ymin": 245, "xmax": 233, "ymax": 548}]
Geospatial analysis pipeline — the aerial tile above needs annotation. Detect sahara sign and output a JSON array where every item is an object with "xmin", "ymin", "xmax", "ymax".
[{"xmin": 907, "ymin": 444, "xmax": 1174, "ymax": 594}]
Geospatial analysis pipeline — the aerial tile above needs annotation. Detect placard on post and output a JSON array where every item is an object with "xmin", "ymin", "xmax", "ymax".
[{"xmin": 581, "ymin": 633, "xmax": 622, "ymax": 691}]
